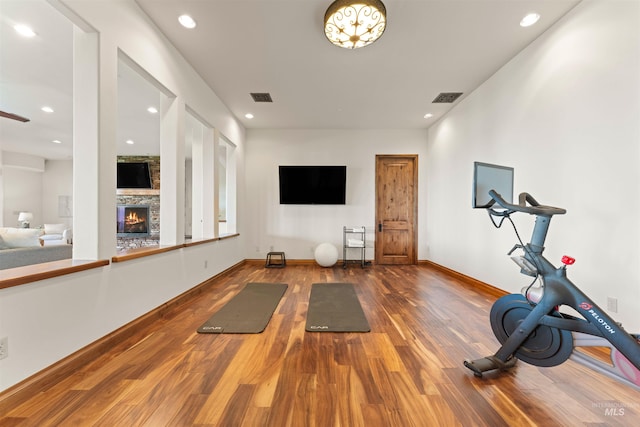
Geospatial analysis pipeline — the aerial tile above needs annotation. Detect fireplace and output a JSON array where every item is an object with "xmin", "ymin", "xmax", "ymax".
[{"xmin": 117, "ymin": 205, "xmax": 150, "ymax": 237}]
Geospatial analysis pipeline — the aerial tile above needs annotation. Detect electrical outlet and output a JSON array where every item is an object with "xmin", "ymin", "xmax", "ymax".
[
  {"xmin": 0, "ymin": 337, "xmax": 8, "ymax": 360},
  {"xmin": 607, "ymin": 297, "xmax": 618, "ymax": 313},
  {"xmin": 270, "ymin": 245, "xmax": 274, "ymax": 252}
]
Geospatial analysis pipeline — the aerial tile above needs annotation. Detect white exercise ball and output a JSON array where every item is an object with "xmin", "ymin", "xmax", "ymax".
[{"xmin": 314, "ymin": 243, "xmax": 339, "ymax": 267}]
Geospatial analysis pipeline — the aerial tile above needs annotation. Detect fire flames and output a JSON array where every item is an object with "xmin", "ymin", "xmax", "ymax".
[{"xmin": 125, "ymin": 211, "xmax": 144, "ymax": 225}]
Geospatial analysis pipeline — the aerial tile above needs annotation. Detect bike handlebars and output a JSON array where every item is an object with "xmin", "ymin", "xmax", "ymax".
[{"xmin": 488, "ymin": 190, "xmax": 567, "ymax": 217}]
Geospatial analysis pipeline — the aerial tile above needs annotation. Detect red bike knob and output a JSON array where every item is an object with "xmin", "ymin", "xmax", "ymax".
[{"xmin": 561, "ymin": 255, "xmax": 576, "ymax": 265}]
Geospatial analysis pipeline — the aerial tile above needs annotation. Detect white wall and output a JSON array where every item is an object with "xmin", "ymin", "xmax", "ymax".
[
  {"xmin": 1, "ymin": 151, "xmax": 44, "ymax": 227},
  {"xmin": 2, "ymin": 169, "xmax": 42, "ymax": 228},
  {"xmin": 0, "ymin": 0, "xmax": 246, "ymax": 392},
  {"xmin": 185, "ymin": 158, "xmax": 192, "ymax": 237},
  {"xmin": 42, "ymin": 159, "xmax": 73, "ymax": 227},
  {"xmin": 425, "ymin": 0, "xmax": 640, "ymax": 330},
  {"xmin": 1, "ymin": 155, "xmax": 71, "ymax": 228},
  {"xmin": 245, "ymin": 129, "xmax": 428, "ymax": 261}
]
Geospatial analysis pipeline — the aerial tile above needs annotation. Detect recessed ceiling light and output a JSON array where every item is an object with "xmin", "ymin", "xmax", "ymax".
[
  {"xmin": 178, "ymin": 14, "xmax": 197, "ymax": 29},
  {"xmin": 520, "ymin": 13, "xmax": 540, "ymax": 27},
  {"xmin": 147, "ymin": 106, "xmax": 158, "ymax": 114},
  {"xmin": 52, "ymin": 140, "xmax": 62, "ymax": 144},
  {"xmin": 14, "ymin": 24, "xmax": 36, "ymax": 37},
  {"xmin": 423, "ymin": 113, "xmax": 433, "ymax": 119},
  {"xmin": 126, "ymin": 139, "xmax": 135, "ymax": 145},
  {"xmin": 41, "ymin": 106, "xmax": 54, "ymax": 113},
  {"xmin": 245, "ymin": 113, "xmax": 254, "ymax": 119}
]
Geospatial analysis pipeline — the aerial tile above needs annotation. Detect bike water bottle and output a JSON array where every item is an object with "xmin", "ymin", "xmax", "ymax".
[{"xmin": 522, "ymin": 283, "xmax": 544, "ymax": 303}]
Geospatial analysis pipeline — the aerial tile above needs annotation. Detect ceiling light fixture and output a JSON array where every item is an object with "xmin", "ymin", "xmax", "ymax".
[
  {"xmin": 52, "ymin": 140, "xmax": 62, "ymax": 144},
  {"xmin": 178, "ymin": 14, "xmax": 197, "ymax": 29},
  {"xmin": 126, "ymin": 139, "xmax": 135, "ymax": 145},
  {"xmin": 245, "ymin": 113, "xmax": 254, "ymax": 119},
  {"xmin": 424, "ymin": 113, "xmax": 433, "ymax": 119},
  {"xmin": 147, "ymin": 106, "xmax": 158, "ymax": 114},
  {"xmin": 14, "ymin": 24, "xmax": 36, "ymax": 37},
  {"xmin": 324, "ymin": 0, "xmax": 386, "ymax": 49},
  {"xmin": 520, "ymin": 12, "xmax": 540, "ymax": 27},
  {"xmin": 41, "ymin": 106, "xmax": 54, "ymax": 113}
]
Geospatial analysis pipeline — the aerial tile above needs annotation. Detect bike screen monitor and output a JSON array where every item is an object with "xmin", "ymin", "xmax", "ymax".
[{"xmin": 472, "ymin": 162, "xmax": 514, "ymax": 208}]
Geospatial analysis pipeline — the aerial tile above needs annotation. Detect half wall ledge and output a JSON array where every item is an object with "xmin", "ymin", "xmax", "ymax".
[
  {"xmin": 0, "ymin": 234, "xmax": 241, "ymax": 289},
  {"xmin": 0, "ymin": 259, "xmax": 110, "ymax": 290},
  {"xmin": 112, "ymin": 234, "xmax": 239, "ymax": 263}
]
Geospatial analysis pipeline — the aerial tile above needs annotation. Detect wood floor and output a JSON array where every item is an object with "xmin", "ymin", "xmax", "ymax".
[{"xmin": 2, "ymin": 263, "xmax": 639, "ymax": 426}]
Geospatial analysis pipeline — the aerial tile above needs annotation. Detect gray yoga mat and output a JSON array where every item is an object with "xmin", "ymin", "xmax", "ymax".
[
  {"xmin": 305, "ymin": 283, "xmax": 370, "ymax": 332},
  {"xmin": 197, "ymin": 283, "xmax": 287, "ymax": 334}
]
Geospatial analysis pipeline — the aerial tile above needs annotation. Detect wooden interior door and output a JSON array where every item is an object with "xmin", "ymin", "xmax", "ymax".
[{"xmin": 375, "ymin": 155, "xmax": 418, "ymax": 265}]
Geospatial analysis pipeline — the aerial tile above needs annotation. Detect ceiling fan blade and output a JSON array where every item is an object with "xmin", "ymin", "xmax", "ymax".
[{"xmin": 0, "ymin": 110, "xmax": 30, "ymax": 122}]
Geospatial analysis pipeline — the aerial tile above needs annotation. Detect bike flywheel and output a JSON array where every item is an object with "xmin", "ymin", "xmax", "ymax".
[{"xmin": 490, "ymin": 294, "xmax": 573, "ymax": 367}]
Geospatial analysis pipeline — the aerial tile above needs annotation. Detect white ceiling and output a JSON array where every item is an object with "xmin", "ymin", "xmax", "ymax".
[{"xmin": 0, "ymin": 0, "xmax": 581, "ymax": 160}]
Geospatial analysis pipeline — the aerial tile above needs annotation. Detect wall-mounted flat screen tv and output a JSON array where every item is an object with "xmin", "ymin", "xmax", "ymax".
[
  {"xmin": 117, "ymin": 162, "xmax": 152, "ymax": 189},
  {"xmin": 279, "ymin": 165, "xmax": 346, "ymax": 205},
  {"xmin": 472, "ymin": 162, "xmax": 514, "ymax": 208}
]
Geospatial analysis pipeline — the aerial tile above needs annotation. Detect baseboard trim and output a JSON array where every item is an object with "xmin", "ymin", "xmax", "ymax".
[
  {"xmin": 0, "ymin": 260, "xmax": 246, "ymax": 413},
  {"xmin": 419, "ymin": 260, "xmax": 508, "ymax": 299}
]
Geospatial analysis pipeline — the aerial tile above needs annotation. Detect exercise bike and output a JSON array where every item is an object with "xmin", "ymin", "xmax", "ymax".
[{"xmin": 464, "ymin": 190, "xmax": 640, "ymax": 391}]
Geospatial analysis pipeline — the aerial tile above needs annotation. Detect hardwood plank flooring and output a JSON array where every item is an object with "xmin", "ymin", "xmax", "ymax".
[{"xmin": 2, "ymin": 264, "xmax": 639, "ymax": 426}]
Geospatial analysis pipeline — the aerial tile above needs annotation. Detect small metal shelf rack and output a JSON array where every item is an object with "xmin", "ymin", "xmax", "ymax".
[{"xmin": 343, "ymin": 226, "xmax": 366, "ymax": 268}]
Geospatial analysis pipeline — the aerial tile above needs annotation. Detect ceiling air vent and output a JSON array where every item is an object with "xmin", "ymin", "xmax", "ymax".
[
  {"xmin": 250, "ymin": 92, "xmax": 273, "ymax": 103},
  {"xmin": 432, "ymin": 92, "xmax": 463, "ymax": 103}
]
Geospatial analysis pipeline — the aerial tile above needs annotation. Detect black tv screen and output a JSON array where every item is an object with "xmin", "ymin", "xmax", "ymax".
[
  {"xmin": 117, "ymin": 162, "xmax": 152, "ymax": 189},
  {"xmin": 279, "ymin": 166, "xmax": 346, "ymax": 205},
  {"xmin": 472, "ymin": 162, "xmax": 514, "ymax": 208}
]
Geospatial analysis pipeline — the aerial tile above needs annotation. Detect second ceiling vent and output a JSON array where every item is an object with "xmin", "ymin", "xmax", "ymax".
[
  {"xmin": 432, "ymin": 92, "xmax": 463, "ymax": 103},
  {"xmin": 250, "ymin": 92, "xmax": 273, "ymax": 103}
]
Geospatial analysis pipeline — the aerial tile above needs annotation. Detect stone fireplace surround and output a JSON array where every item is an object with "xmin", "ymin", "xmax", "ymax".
[{"xmin": 116, "ymin": 156, "xmax": 160, "ymax": 250}]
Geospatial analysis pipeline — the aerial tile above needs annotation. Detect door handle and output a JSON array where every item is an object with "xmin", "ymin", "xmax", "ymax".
[{"xmin": 378, "ymin": 223, "xmax": 382, "ymax": 232}]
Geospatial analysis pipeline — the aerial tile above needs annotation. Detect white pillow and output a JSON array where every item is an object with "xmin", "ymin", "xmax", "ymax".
[
  {"xmin": 44, "ymin": 223, "xmax": 66, "ymax": 234},
  {"xmin": 1, "ymin": 230, "xmax": 43, "ymax": 248},
  {"xmin": 41, "ymin": 234, "xmax": 63, "ymax": 241}
]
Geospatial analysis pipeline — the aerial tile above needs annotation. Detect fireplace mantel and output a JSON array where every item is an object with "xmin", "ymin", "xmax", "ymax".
[{"xmin": 117, "ymin": 189, "xmax": 160, "ymax": 196}]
